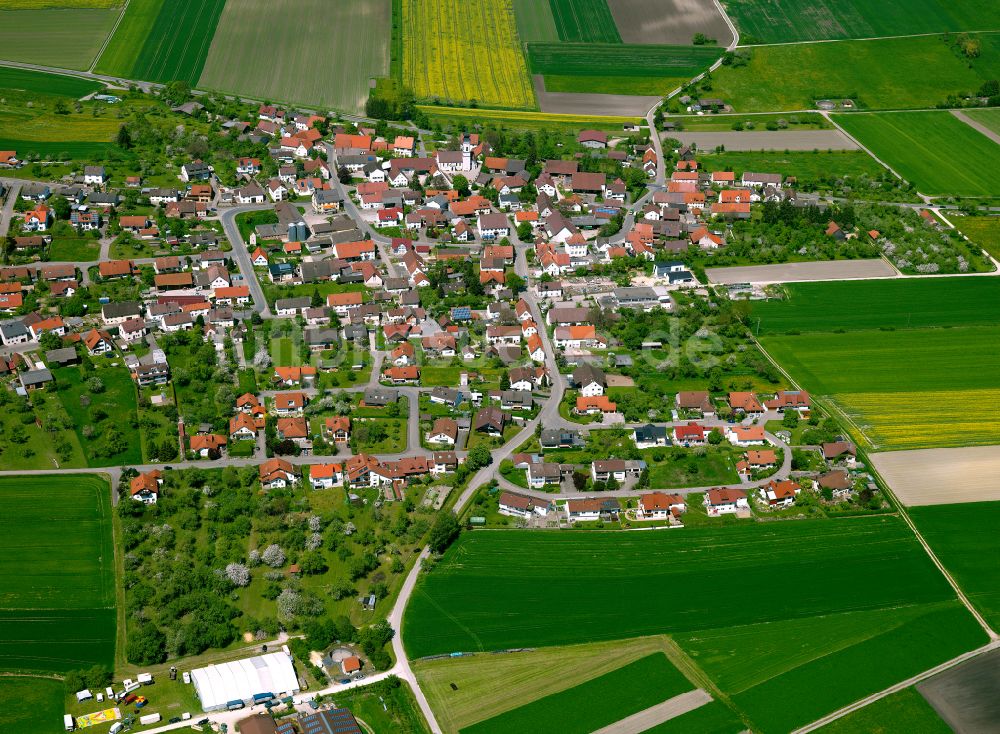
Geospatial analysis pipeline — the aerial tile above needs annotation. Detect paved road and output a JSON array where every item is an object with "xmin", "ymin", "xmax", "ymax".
[
  {"xmin": 591, "ymin": 689, "xmax": 713, "ymax": 734},
  {"xmin": 217, "ymin": 204, "xmax": 273, "ymax": 316},
  {"xmin": 0, "ymin": 181, "xmax": 20, "ymax": 238}
]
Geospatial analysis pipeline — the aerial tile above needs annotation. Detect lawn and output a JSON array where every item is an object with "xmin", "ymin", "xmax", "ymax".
[
  {"xmin": 0, "ymin": 474, "xmax": 116, "ymax": 674},
  {"xmin": 549, "ymin": 0, "xmax": 622, "ymax": 43},
  {"xmin": 910, "ymin": 502, "xmax": 1000, "ymax": 632},
  {"xmin": 462, "ymin": 653, "xmax": 693, "ymax": 734},
  {"xmin": 512, "ymin": 0, "xmax": 558, "ymax": 42},
  {"xmin": 645, "ymin": 446, "xmax": 740, "ymax": 489},
  {"xmin": 415, "ymin": 636, "xmax": 683, "ymax": 733},
  {"xmin": 128, "ymin": 0, "xmax": 225, "ymax": 84},
  {"xmin": 711, "ymin": 35, "xmax": 994, "ymax": 112},
  {"xmin": 954, "ymin": 215, "xmax": 1000, "ymax": 259},
  {"xmin": 751, "ymin": 278, "xmax": 1000, "ymax": 334},
  {"xmin": 199, "ymin": 0, "xmax": 390, "ymax": 115},
  {"xmin": 418, "ymin": 105, "xmax": 642, "ymax": 131},
  {"xmin": 725, "ymin": 0, "xmax": 1000, "ymax": 43},
  {"xmin": 401, "ymin": 0, "xmax": 535, "ymax": 109},
  {"xmin": 834, "ymin": 111, "xmax": 1000, "ymax": 197},
  {"xmin": 48, "ymin": 236, "xmax": 101, "ymax": 262},
  {"xmin": 0, "ymin": 66, "xmax": 102, "ymax": 97},
  {"xmin": 0, "ymin": 7, "xmax": 121, "ymax": 70},
  {"xmin": 93, "ymin": 0, "xmax": 165, "ymax": 78},
  {"xmin": 815, "ymin": 687, "xmax": 950, "ymax": 734},
  {"xmin": 761, "ymin": 326, "xmax": 1000, "ymax": 449},
  {"xmin": 0, "ymin": 676, "xmax": 66, "ymax": 734},
  {"xmin": 697, "ymin": 150, "xmax": 885, "ymax": 182}
]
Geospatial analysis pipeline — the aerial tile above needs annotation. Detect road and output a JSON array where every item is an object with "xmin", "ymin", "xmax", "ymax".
[
  {"xmin": 591, "ymin": 689, "xmax": 713, "ymax": 734},
  {"xmin": 217, "ymin": 204, "xmax": 274, "ymax": 316},
  {"xmin": 0, "ymin": 181, "xmax": 20, "ymax": 238}
]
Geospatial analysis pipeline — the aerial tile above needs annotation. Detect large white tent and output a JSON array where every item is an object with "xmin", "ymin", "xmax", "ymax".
[{"xmin": 191, "ymin": 652, "xmax": 299, "ymax": 711}]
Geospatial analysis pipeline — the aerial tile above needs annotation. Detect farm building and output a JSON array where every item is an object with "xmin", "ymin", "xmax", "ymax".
[{"xmin": 191, "ymin": 651, "xmax": 298, "ymax": 711}]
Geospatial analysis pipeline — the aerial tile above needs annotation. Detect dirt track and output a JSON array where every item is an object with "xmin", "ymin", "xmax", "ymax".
[
  {"xmin": 871, "ymin": 445, "xmax": 1000, "ymax": 506},
  {"xmin": 591, "ymin": 690, "xmax": 713, "ymax": 734},
  {"xmin": 608, "ymin": 0, "xmax": 734, "ymax": 46},
  {"xmin": 706, "ymin": 259, "xmax": 895, "ymax": 284},
  {"xmin": 533, "ymin": 76, "xmax": 661, "ymax": 116},
  {"xmin": 670, "ymin": 129, "xmax": 859, "ymax": 151}
]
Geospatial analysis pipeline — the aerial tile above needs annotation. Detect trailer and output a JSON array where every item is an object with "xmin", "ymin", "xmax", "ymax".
[
  {"xmin": 63, "ymin": 714, "xmax": 75, "ymax": 731},
  {"xmin": 137, "ymin": 673, "xmax": 153, "ymax": 685},
  {"xmin": 139, "ymin": 713, "xmax": 161, "ymax": 725}
]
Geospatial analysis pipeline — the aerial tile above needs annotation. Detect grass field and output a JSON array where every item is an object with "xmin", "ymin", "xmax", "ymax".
[
  {"xmin": 127, "ymin": 0, "xmax": 225, "ymax": 84},
  {"xmin": 53, "ymin": 365, "xmax": 142, "ymax": 466},
  {"xmin": 642, "ymin": 701, "xmax": 745, "ymax": 733},
  {"xmin": 953, "ymin": 215, "xmax": 1000, "ymax": 259},
  {"xmin": 48, "ymin": 236, "xmax": 102, "ymax": 261},
  {"xmin": 0, "ymin": 138, "xmax": 112, "ymax": 159},
  {"xmin": 512, "ymin": 0, "xmax": 558, "ymax": 42},
  {"xmin": 529, "ymin": 42, "xmax": 720, "ymax": 80},
  {"xmin": 834, "ymin": 111, "xmax": 1000, "ymax": 197},
  {"xmin": 0, "ymin": 0, "xmax": 119, "ymax": 5},
  {"xmin": 0, "ymin": 475, "xmax": 115, "ymax": 674},
  {"xmin": 910, "ymin": 502, "xmax": 1000, "ymax": 632},
  {"xmin": 0, "ymin": 7, "xmax": 121, "ymax": 70},
  {"xmin": 699, "ymin": 150, "xmax": 884, "ymax": 181},
  {"xmin": 964, "ymin": 107, "xmax": 1000, "ymax": 135},
  {"xmin": 725, "ymin": 0, "xmax": 1000, "ymax": 44},
  {"xmin": 462, "ymin": 653, "xmax": 693, "ymax": 734},
  {"xmin": 415, "ymin": 637, "xmax": 684, "ymax": 732},
  {"xmin": 418, "ymin": 105, "xmax": 642, "ymax": 131},
  {"xmin": 761, "ymin": 326, "xmax": 1000, "ymax": 449},
  {"xmin": 549, "ymin": 0, "xmax": 621, "ymax": 43},
  {"xmin": 816, "ymin": 687, "xmax": 950, "ymax": 733},
  {"xmin": 752, "ymin": 278, "xmax": 1000, "ymax": 333},
  {"xmin": 93, "ymin": 0, "xmax": 164, "ymax": 78},
  {"xmin": 668, "ymin": 111, "xmax": 833, "ymax": 130},
  {"xmin": 0, "ymin": 67, "xmax": 102, "ymax": 97},
  {"xmin": 401, "ymin": 0, "xmax": 535, "ymax": 109},
  {"xmin": 711, "ymin": 35, "xmax": 996, "ymax": 112},
  {"xmin": 543, "ymin": 73, "xmax": 689, "ymax": 96},
  {"xmin": 0, "ymin": 676, "xmax": 66, "ymax": 734},
  {"xmin": 200, "ymin": 0, "xmax": 390, "ymax": 115}
]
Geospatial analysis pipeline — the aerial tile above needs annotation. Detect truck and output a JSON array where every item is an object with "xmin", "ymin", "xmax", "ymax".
[
  {"xmin": 226, "ymin": 699, "xmax": 245, "ymax": 711},
  {"xmin": 137, "ymin": 673, "xmax": 153, "ymax": 685},
  {"xmin": 251, "ymin": 692, "xmax": 274, "ymax": 705},
  {"xmin": 139, "ymin": 713, "xmax": 161, "ymax": 726},
  {"xmin": 63, "ymin": 714, "xmax": 75, "ymax": 731}
]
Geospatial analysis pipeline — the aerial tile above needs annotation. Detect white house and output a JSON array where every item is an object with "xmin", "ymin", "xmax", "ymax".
[{"xmin": 703, "ymin": 488, "xmax": 749, "ymax": 516}]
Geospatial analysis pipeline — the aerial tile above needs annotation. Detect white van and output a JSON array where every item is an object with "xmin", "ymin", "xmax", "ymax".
[
  {"xmin": 63, "ymin": 714, "xmax": 75, "ymax": 731},
  {"xmin": 137, "ymin": 673, "xmax": 153, "ymax": 685},
  {"xmin": 122, "ymin": 681, "xmax": 141, "ymax": 695},
  {"xmin": 109, "ymin": 724, "xmax": 124, "ymax": 734}
]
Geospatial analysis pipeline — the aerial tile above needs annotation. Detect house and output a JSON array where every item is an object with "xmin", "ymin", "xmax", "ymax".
[
  {"xmin": 119, "ymin": 317, "xmax": 147, "ymax": 342},
  {"xmin": 273, "ymin": 391, "xmax": 307, "ymax": 416},
  {"xmin": 29, "ymin": 316, "xmax": 66, "ymax": 339},
  {"xmin": 310, "ymin": 463, "xmax": 344, "ymax": 489},
  {"xmin": 540, "ymin": 428, "xmax": 582, "ymax": 449},
  {"xmin": 323, "ymin": 416, "xmax": 351, "ymax": 443},
  {"xmin": 101, "ymin": 301, "xmax": 142, "ymax": 327},
  {"xmin": 498, "ymin": 492, "xmax": 550, "ymax": 520},
  {"xmin": 427, "ymin": 418, "xmax": 459, "ymax": 446},
  {"xmin": 726, "ymin": 425, "xmax": 767, "ymax": 446},
  {"xmin": 190, "ymin": 434, "xmax": 227, "ymax": 458},
  {"xmin": 130, "ymin": 470, "xmax": 162, "ymax": 504},
  {"xmin": 704, "ymin": 488, "xmax": 748, "ymax": 516},
  {"xmin": 99, "ymin": 260, "xmax": 136, "ymax": 280},
  {"xmin": 761, "ymin": 479, "xmax": 801, "ymax": 507},
  {"xmin": 572, "ymin": 364, "xmax": 606, "ymax": 397},
  {"xmin": 477, "ymin": 212, "xmax": 510, "ymax": 240},
  {"xmin": 181, "ymin": 161, "xmax": 212, "ymax": 182},
  {"xmin": 474, "ymin": 406, "xmax": 507, "ymax": 436},
  {"xmin": 432, "ymin": 451, "xmax": 459, "ymax": 475},
  {"xmin": 273, "ymin": 366, "xmax": 317, "ymax": 386},
  {"xmin": 729, "ymin": 391, "xmax": 764, "ymax": 416},
  {"xmin": 818, "ymin": 469, "xmax": 854, "ymax": 498},
  {"xmin": 633, "ymin": 423, "xmax": 668, "ymax": 448},
  {"xmin": 382, "ymin": 365, "xmax": 419, "ymax": 384},
  {"xmin": 576, "ymin": 395, "xmax": 616, "ymax": 415},
  {"xmin": 362, "ymin": 388, "xmax": 398, "ymax": 407},
  {"xmin": 132, "ymin": 362, "xmax": 170, "ymax": 387},
  {"xmin": 745, "ymin": 449, "xmax": 777, "ymax": 469},
  {"xmin": 275, "ymin": 417, "xmax": 309, "ymax": 444},
  {"xmin": 83, "ymin": 328, "xmax": 114, "ymax": 356},
  {"xmin": 674, "ymin": 422, "xmax": 707, "ymax": 445},
  {"xmin": 19, "ymin": 368, "xmax": 54, "ymax": 391},
  {"xmin": 527, "ymin": 462, "xmax": 564, "ymax": 489},
  {"xmin": 229, "ymin": 413, "xmax": 259, "ymax": 441},
  {"xmin": 577, "ymin": 130, "xmax": 608, "ymax": 149},
  {"xmin": 591, "ymin": 459, "xmax": 645, "ymax": 483},
  {"xmin": 83, "ymin": 166, "xmax": 107, "ymax": 186},
  {"xmin": 765, "ymin": 390, "xmax": 811, "ymax": 414},
  {"xmin": 564, "ymin": 498, "xmax": 618, "ymax": 522},
  {"xmin": 259, "ymin": 458, "xmax": 300, "ymax": 489},
  {"xmin": 23, "ymin": 204, "xmax": 52, "ymax": 232},
  {"xmin": 45, "ymin": 347, "xmax": 79, "ymax": 367},
  {"xmin": 638, "ymin": 492, "xmax": 686, "ymax": 519},
  {"xmin": 822, "ymin": 441, "xmax": 857, "ymax": 466}
]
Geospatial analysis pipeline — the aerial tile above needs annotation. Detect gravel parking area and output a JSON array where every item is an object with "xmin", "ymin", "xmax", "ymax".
[
  {"xmin": 669, "ymin": 129, "xmax": 859, "ymax": 151},
  {"xmin": 706, "ymin": 259, "xmax": 896, "ymax": 284},
  {"xmin": 871, "ymin": 445, "xmax": 1000, "ymax": 506}
]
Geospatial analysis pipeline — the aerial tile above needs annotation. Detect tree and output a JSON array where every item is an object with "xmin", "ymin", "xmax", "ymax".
[
  {"xmin": 38, "ymin": 331, "xmax": 63, "ymax": 352},
  {"xmin": 466, "ymin": 444, "xmax": 491, "ymax": 471},
  {"xmin": 126, "ymin": 625, "xmax": 167, "ymax": 664},
  {"xmin": 782, "ymin": 410, "xmax": 800, "ymax": 430},
  {"xmin": 225, "ymin": 563, "xmax": 250, "ymax": 587},
  {"xmin": 516, "ymin": 221, "xmax": 534, "ymax": 243},
  {"xmin": 428, "ymin": 511, "xmax": 460, "ymax": 554},
  {"xmin": 116, "ymin": 124, "xmax": 132, "ymax": 150},
  {"xmin": 453, "ymin": 174, "xmax": 470, "ymax": 196},
  {"xmin": 707, "ymin": 428, "xmax": 724, "ymax": 445},
  {"xmin": 261, "ymin": 544, "xmax": 286, "ymax": 567}
]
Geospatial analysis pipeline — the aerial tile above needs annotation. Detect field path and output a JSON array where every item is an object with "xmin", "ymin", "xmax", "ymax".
[
  {"xmin": 739, "ymin": 29, "xmax": 1000, "ymax": 49},
  {"xmin": 89, "ymin": 0, "xmax": 131, "ymax": 72},
  {"xmin": 951, "ymin": 109, "xmax": 1000, "ymax": 146},
  {"xmin": 591, "ymin": 689, "xmax": 712, "ymax": 734}
]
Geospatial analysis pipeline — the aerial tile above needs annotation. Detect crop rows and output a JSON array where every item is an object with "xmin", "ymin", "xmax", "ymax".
[
  {"xmin": 528, "ymin": 42, "xmax": 720, "ymax": 78},
  {"xmin": 402, "ymin": 0, "xmax": 535, "ymax": 109},
  {"xmin": 129, "ymin": 0, "xmax": 226, "ymax": 84},
  {"xmin": 548, "ymin": 0, "xmax": 621, "ymax": 43}
]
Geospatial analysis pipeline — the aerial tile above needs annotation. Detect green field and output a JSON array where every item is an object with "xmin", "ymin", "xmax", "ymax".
[
  {"xmin": 418, "ymin": 105, "xmax": 642, "ymax": 131},
  {"xmin": 642, "ymin": 701, "xmax": 745, "ymax": 734},
  {"xmin": 0, "ymin": 139, "xmax": 112, "ymax": 159},
  {"xmin": 543, "ymin": 73, "xmax": 689, "ymax": 96},
  {"xmin": 549, "ymin": 0, "xmax": 621, "ymax": 43},
  {"xmin": 0, "ymin": 475, "xmax": 115, "ymax": 674},
  {"xmin": 512, "ymin": 0, "xmax": 558, "ymax": 42},
  {"xmin": 0, "ymin": 7, "xmax": 120, "ymax": 70},
  {"xmin": 462, "ymin": 653, "xmax": 693, "ymax": 734},
  {"xmin": 910, "ymin": 502, "xmax": 1000, "ymax": 632},
  {"xmin": 199, "ymin": 0, "xmax": 390, "ymax": 114},
  {"xmin": 529, "ymin": 42, "xmax": 720, "ymax": 79},
  {"xmin": 0, "ymin": 67, "xmax": 102, "ymax": 97},
  {"xmin": 128, "ymin": 0, "xmax": 225, "ymax": 84},
  {"xmin": 834, "ymin": 111, "xmax": 1000, "ymax": 197},
  {"xmin": 752, "ymin": 278, "xmax": 1000, "ymax": 334},
  {"xmin": 0, "ymin": 676, "xmax": 66, "ymax": 734},
  {"xmin": 761, "ymin": 326, "xmax": 1000, "ymax": 449},
  {"xmin": 954, "ymin": 215, "xmax": 1000, "ymax": 259},
  {"xmin": 816, "ymin": 687, "xmax": 950, "ymax": 734},
  {"xmin": 53, "ymin": 365, "xmax": 143, "ymax": 467},
  {"xmin": 964, "ymin": 107, "xmax": 1000, "ymax": 135},
  {"xmin": 725, "ymin": 0, "xmax": 1000, "ymax": 43},
  {"xmin": 667, "ymin": 111, "xmax": 833, "ymax": 130},
  {"xmin": 93, "ymin": 0, "xmax": 164, "ymax": 78},
  {"xmin": 711, "ymin": 35, "xmax": 999, "ymax": 112},
  {"xmin": 699, "ymin": 150, "xmax": 884, "ymax": 181}
]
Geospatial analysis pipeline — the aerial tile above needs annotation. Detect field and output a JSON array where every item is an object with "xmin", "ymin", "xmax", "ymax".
[
  {"xmin": 549, "ymin": 0, "xmax": 621, "ymax": 43},
  {"xmin": 0, "ymin": 676, "xmax": 66, "ymax": 734},
  {"xmin": 954, "ymin": 215, "xmax": 1000, "ymax": 259},
  {"xmin": 667, "ymin": 112, "xmax": 833, "ymax": 130},
  {"xmin": 0, "ymin": 7, "xmax": 121, "ymax": 70},
  {"xmin": 404, "ymin": 522, "xmax": 985, "ymax": 732},
  {"xmin": 608, "ymin": 0, "xmax": 735, "ymax": 46},
  {"xmin": 529, "ymin": 42, "xmax": 720, "ymax": 80},
  {"xmin": 752, "ymin": 278, "xmax": 1000, "ymax": 334},
  {"xmin": 761, "ymin": 326, "xmax": 1000, "ymax": 449},
  {"xmin": 127, "ymin": 0, "xmax": 225, "ymax": 84},
  {"xmin": 200, "ymin": 0, "xmax": 390, "ymax": 114},
  {"xmin": 0, "ymin": 67, "xmax": 102, "ymax": 97},
  {"xmin": 910, "ymin": 502, "xmax": 1000, "ymax": 630},
  {"xmin": 964, "ymin": 107, "xmax": 1000, "ymax": 135},
  {"xmin": 93, "ymin": 0, "xmax": 164, "ymax": 78},
  {"xmin": 53, "ymin": 365, "xmax": 143, "ymax": 466},
  {"xmin": 542, "ymin": 73, "xmax": 689, "ymax": 96},
  {"xmin": 418, "ymin": 105, "xmax": 641, "ymax": 132},
  {"xmin": 415, "ymin": 637, "xmax": 684, "ymax": 732},
  {"xmin": 711, "ymin": 35, "xmax": 998, "ymax": 112},
  {"xmin": 0, "ymin": 0, "xmax": 119, "ymax": 5},
  {"xmin": 0, "ymin": 475, "xmax": 115, "ymax": 674},
  {"xmin": 815, "ymin": 687, "xmax": 950, "ymax": 734},
  {"xmin": 835, "ymin": 111, "xmax": 1000, "ymax": 197},
  {"xmin": 724, "ymin": 0, "xmax": 1000, "ymax": 43},
  {"xmin": 462, "ymin": 653, "xmax": 694, "ymax": 734},
  {"xmin": 511, "ymin": 0, "xmax": 557, "ymax": 42},
  {"xmin": 698, "ymin": 150, "xmax": 883, "ymax": 180},
  {"xmin": 401, "ymin": 0, "xmax": 535, "ymax": 109},
  {"xmin": 642, "ymin": 701, "xmax": 744, "ymax": 733}
]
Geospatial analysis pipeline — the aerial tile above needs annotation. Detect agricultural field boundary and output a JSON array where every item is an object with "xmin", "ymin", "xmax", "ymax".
[{"xmin": 89, "ymin": 0, "xmax": 132, "ymax": 72}]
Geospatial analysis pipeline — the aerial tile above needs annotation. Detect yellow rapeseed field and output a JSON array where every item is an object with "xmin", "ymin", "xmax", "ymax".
[
  {"xmin": 833, "ymin": 389, "xmax": 1000, "ymax": 451},
  {"xmin": 402, "ymin": 0, "xmax": 536, "ymax": 109}
]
